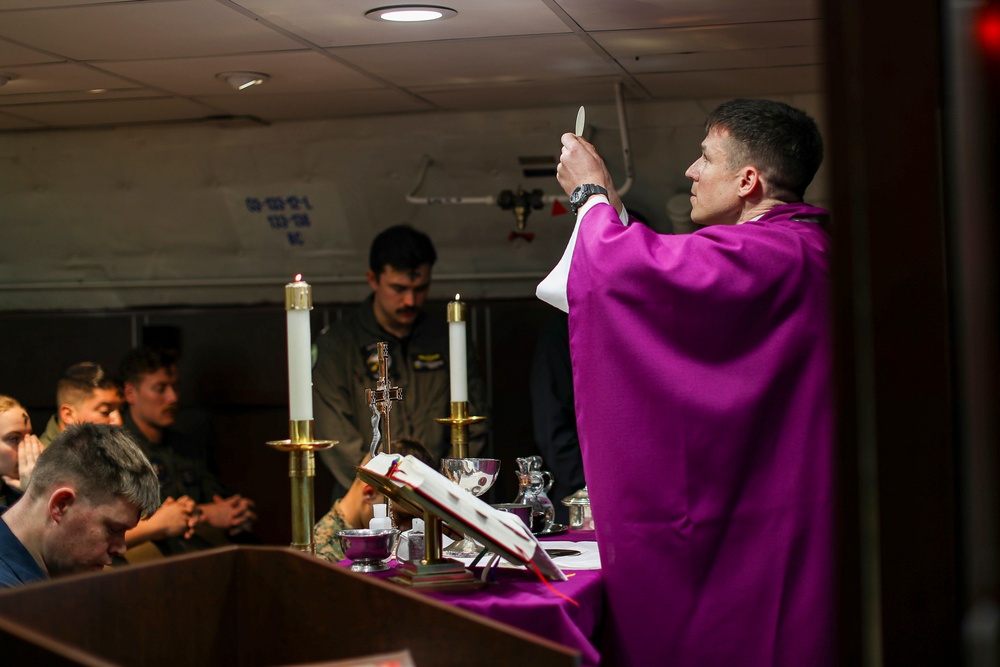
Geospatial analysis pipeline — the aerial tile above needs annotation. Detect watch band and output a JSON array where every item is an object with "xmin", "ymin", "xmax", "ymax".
[{"xmin": 570, "ymin": 184, "xmax": 609, "ymax": 215}]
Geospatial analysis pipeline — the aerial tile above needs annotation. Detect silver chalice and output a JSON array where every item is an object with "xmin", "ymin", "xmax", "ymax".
[{"xmin": 441, "ymin": 457, "xmax": 501, "ymax": 557}]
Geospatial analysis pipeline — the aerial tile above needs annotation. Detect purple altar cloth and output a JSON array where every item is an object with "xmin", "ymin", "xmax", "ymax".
[
  {"xmin": 340, "ymin": 530, "xmax": 602, "ymax": 667},
  {"xmin": 424, "ymin": 565, "xmax": 602, "ymax": 667}
]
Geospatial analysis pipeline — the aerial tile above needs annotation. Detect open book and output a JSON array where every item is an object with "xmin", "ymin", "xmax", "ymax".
[{"xmin": 362, "ymin": 453, "xmax": 565, "ymax": 581}]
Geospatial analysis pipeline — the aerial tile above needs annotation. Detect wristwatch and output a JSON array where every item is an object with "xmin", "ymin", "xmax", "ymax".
[{"xmin": 569, "ymin": 184, "xmax": 609, "ymax": 215}]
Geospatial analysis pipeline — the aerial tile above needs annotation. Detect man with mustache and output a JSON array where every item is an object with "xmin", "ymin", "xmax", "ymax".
[
  {"xmin": 120, "ymin": 346, "xmax": 256, "ymax": 554},
  {"xmin": 313, "ymin": 225, "xmax": 488, "ymax": 497}
]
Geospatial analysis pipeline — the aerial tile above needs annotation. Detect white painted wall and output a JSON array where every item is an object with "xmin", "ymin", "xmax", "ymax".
[{"xmin": 0, "ymin": 93, "xmax": 827, "ymax": 310}]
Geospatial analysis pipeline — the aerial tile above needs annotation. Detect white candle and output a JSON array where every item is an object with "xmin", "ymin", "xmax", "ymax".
[
  {"xmin": 448, "ymin": 294, "xmax": 468, "ymax": 403},
  {"xmin": 286, "ymin": 274, "xmax": 313, "ymax": 421}
]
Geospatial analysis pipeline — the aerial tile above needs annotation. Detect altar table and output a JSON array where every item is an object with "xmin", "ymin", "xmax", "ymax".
[{"xmin": 342, "ymin": 529, "xmax": 603, "ymax": 667}]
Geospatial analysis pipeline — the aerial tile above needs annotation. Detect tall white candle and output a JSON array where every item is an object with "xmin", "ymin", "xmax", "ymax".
[
  {"xmin": 448, "ymin": 294, "xmax": 468, "ymax": 403},
  {"xmin": 286, "ymin": 274, "xmax": 313, "ymax": 421}
]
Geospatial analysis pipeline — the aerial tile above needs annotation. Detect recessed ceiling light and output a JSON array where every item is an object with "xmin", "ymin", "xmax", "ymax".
[
  {"xmin": 216, "ymin": 71, "xmax": 270, "ymax": 91},
  {"xmin": 365, "ymin": 5, "xmax": 457, "ymax": 22}
]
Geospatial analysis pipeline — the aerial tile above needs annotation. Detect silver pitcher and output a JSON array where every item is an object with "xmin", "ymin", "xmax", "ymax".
[{"xmin": 514, "ymin": 456, "xmax": 555, "ymax": 533}]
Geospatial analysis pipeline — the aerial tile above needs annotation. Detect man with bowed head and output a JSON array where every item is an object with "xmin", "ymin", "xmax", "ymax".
[
  {"xmin": 0, "ymin": 423, "xmax": 161, "ymax": 587},
  {"xmin": 38, "ymin": 362, "xmax": 199, "ymax": 552},
  {"xmin": 538, "ymin": 98, "xmax": 835, "ymax": 666}
]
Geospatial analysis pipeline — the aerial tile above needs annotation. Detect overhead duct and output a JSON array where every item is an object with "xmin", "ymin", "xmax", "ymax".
[{"xmin": 406, "ymin": 82, "xmax": 635, "ymax": 237}]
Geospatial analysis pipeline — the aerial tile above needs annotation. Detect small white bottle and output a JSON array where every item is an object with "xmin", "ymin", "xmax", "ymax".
[{"xmin": 369, "ymin": 503, "xmax": 392, "ymax": 531}]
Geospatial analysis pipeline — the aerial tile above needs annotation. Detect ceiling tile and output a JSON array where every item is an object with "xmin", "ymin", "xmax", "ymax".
[
  {"xmin": 332, "ymin": 35, "xmax": 617, "ymax": 88},
  {"xmin": 637, "ymin": 65, "xmax": 823, "ymax": 98},
  {"xmin": 558, "ymin": 0, "xmax": 819, "ymax": 30},
  {"xmin": 0, "ymin": 62, "xmax": 145, "ymax": 96},
  {"xmin": 194, "ymin": 88, "xmax": 434, "ymax": 121},
  {"xmin": 0, "ymin": 0, "xmax": 301, "ymax": 61},
  {"xmin": 594, "ymin": 21, "xmax": 821, "ymax": 58},
  {"xmin": 0, "ymin": 38, "xmax": 63, "ymax": 67},
  {"xmin": 620, "ymin": 46, "xmax": 821, "ymax": 74},
  {"xmin": 97, "ymin": 50, "xmax": 384, "ymax": 96},
  {"xmin": 416, "ymin": 76, "xmax": 632, "ymax": 112},
  {"xmin": 0, "ymin": 88, "xmax": 152, "ymax": 106},
  {"xmin": 0, "ymin": 0, "xmax": 137, "ymax": 7},
  {"xmin": 234, "ymin": 0, "xmax": 571, "ymax": 47}
]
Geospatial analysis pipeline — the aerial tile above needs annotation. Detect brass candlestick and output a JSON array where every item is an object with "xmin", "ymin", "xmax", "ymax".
[
  {"xmin": 437, "ymin": 297, "xmax": 485, "ymax": 458},
  {"xmin": 267, "ymin": 421, "xmax": 335, "ymax": 554},
  {"xmin": 267, "ymin": 276, "xmax": 335, "ymax": 555},
  {"xmin": 436, "ymin": 402, "xmax": 486, "ymax": 459}
]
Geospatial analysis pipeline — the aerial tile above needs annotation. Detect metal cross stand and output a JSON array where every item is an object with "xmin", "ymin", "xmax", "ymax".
[
  {"xmin": 366, "ymin": 342, "xmax": 402, "ymax": 458},
  {"xmin": 356, "ymin": 340, "xmax": 481, "ymax": 589}
]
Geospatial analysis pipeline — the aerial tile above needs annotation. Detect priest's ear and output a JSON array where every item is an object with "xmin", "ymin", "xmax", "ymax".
[{"xmin": 736, "ymin": 164, "xmax": 763, "ymax": 198}]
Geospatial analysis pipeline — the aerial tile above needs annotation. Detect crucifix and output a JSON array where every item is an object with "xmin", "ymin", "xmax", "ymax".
[{"xmin": 366, "ymin": 341, "xmax": 403, "ymax": 457}]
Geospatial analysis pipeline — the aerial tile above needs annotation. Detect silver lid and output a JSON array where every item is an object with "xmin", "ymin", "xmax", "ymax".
[{"xmin": 561, "ymin": 486, "xmax": 590, "ymax": 506}]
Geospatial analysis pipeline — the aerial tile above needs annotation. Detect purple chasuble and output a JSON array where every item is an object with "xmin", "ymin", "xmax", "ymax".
[{"xmin": 567, "ymin": 202, "xmax": 835, "ymax": 667}]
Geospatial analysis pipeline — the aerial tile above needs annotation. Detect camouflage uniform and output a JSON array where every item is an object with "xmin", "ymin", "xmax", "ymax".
[{"xmin": 313, "ymin": 498, "xmax": 354, "ymax": 562}]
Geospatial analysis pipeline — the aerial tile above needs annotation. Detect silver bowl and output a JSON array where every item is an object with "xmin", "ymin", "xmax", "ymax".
[{"xmin": 335, "ymin": 528, "xmax": 399, "ymax": 573}]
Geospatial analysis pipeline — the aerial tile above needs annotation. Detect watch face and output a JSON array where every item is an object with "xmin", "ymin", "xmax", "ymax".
[{"xmin": 571, "ymin": 185, "xmax": 601, "ymax": 212}]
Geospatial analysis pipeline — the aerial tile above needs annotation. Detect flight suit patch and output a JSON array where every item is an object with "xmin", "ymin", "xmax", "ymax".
[
  {"xmin": 413, "ymin": 353, "xmax": 444, "ymax": 371},
  {"xmin": 363, "ymin": 343, "xmax": 393, "ymax": 381}
]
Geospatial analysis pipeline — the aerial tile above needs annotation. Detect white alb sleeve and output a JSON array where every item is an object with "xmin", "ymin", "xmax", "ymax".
[{"xmin": 536, "ymin": 196, "xmax": 628, "ymax": 312}]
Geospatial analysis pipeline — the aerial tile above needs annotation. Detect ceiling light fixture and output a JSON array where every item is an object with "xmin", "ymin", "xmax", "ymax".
[
  {"xmin": 216, "ymin": 72, "xmax": 270, "ymax": 91},
  {"xmin": 365, "ymin": 5, "xmax": 457, "ymax": 22}
]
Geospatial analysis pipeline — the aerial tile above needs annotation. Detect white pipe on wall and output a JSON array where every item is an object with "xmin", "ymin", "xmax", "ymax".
[
  {"xmin": 406, "ymin": 82, "xmax": 635, "ymax": 206},
  {"xmin": 614, "ymin": 80, "xmax": 634, "ymax": 198}
]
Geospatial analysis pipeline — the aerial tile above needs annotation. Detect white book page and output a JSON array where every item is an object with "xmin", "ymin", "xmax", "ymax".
[{"xmin": 363, "ymin": 454, "xmax": 565, "ymax": 580}]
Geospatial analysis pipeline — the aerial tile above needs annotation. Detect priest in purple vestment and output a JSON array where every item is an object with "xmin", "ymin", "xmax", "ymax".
[{"xmin": 537, "ymin": 99, "xmax": 835, "ymax": 667}]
